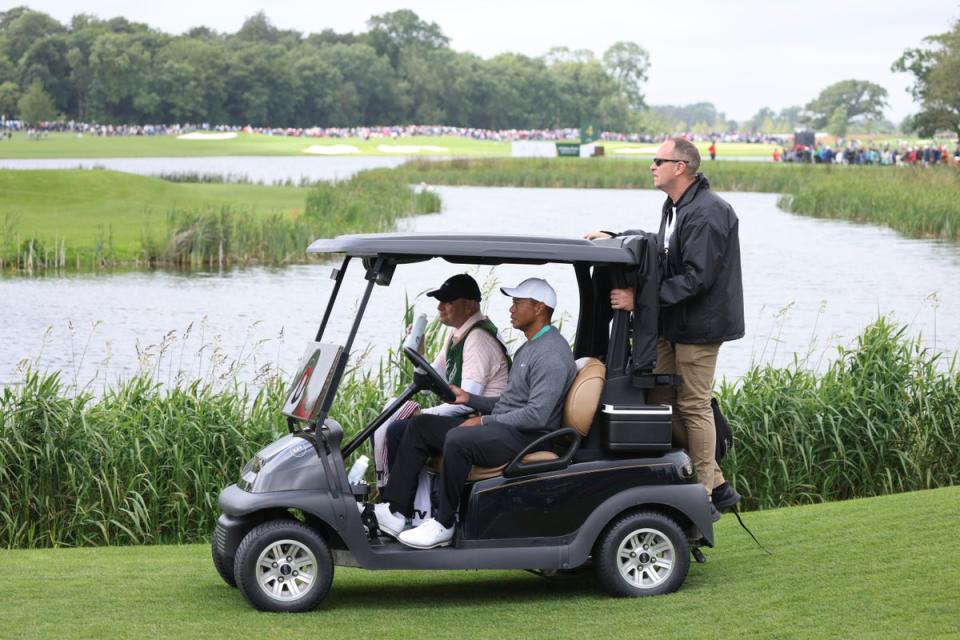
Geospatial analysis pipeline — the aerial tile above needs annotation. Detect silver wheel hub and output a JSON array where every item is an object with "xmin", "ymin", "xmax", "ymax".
[
  {"xmin": 255, "ymin": 539, "xmax": 317, "ymax": 601},
  {"xmin": 616, "ymin": 527, "xmax": 675, "ymax": 589}
]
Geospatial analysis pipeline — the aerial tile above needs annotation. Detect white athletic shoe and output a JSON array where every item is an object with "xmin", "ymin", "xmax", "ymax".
[
  {"xmin": 398, "ymin": 518, "xmax": 454, "ymax": 549},
  {"xmin": 373, "ymin": 503, "xmax": 407, "ymax": 538}
]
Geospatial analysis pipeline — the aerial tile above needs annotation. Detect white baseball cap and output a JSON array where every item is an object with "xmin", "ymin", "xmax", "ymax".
[{"xmin": 500, "ymin": 277, "xmax": 557, "ymax": 309}]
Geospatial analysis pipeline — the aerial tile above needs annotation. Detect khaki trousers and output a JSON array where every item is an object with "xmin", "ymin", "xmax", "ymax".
[{"xmin": 647, "ymin": 338, "xmax": 725, "ymax": 495}]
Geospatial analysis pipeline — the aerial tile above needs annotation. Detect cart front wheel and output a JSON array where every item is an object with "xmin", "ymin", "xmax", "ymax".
[
  {"xmin": 211, "ymin": 530, "xmax": 237, "ymax": 587},
  {"xmin": 594, "ymin": 511, "xmax": 690, "ymax": 597},
  {"xmin": 234, "ymin": 519, "xmax": 334, "ymax": 612}
]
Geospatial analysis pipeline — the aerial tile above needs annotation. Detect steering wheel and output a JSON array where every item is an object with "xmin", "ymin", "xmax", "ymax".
[{"xmin": 403, "ymin": 346, "xmax": 457, "ymax": 403}]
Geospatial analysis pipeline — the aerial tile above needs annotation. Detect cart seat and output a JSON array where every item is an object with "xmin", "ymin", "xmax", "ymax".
[{"xmin": 428, "ymin": 357, "xmax": 606, "ymax": 481}]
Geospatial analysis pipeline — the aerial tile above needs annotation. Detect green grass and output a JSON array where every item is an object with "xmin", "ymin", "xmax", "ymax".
[
  {"xmin": 0, "ymin": 486, "xmax": 956, "ymax": 639},
  {"xmin": 0, "ymin": 169, "xmax": 307, "ymax": 263},
  {"xmin": 0, "ymin": 132, "xmax": 513, "ymax": 159},
  {"xmin": 0, "ymin": 168, "xmax": 440, "ymax": 269},
  {"xmin": 392, "ymin": 158, "xmax": 960, "ymax": 241}
]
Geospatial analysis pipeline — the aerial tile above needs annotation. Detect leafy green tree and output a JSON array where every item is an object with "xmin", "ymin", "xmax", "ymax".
[
  {"xmin": 153, "ymin": 37, "xmax": 228, "ymax": 122},
  {"xmin": 17, "ymin": 79, "xmax": 58, "ymax": 122},
  {"xmin": 290, "ymin": 48, "xmax": 343, "ymax": 127},
  {"xmin": 747, "ymin": 106, "xmax": 775, "ymax": 133},
  {"xmin": 224, "ymin": 42, "xmax": 299, "ymax": 125},
  {"xmin": 827, "ymin": 106, "xmax": 848, "ymax": 137},
  {"xmin": 366, "ymin": 10, "xmax": 448, "ymax": 68},
  {"xmin": 0, "ymin": 8, "xmax": 64, "ymax": 64},
  {"xmin": 636, "ymin": 108, "xmax": 672, "ymax": 135},
  {"xmin": 893, "ymin": 19, "xmax": 960, "ymax": 138},
  {"xmin": 236, "ymin": 11, "xmax": 280, "ymax": 43},
  {"xmin": 87, "ymin": 32, "xmax": 158, "ymax": 121},
  {"xmin": 483, "ymin": 53, "xmax": 558, "ymax": 129},
  {"xmin": 17, "ymin": 34, "xmax": 71, "ymax": 113},
  {"xmin": 0, "ymin": 50, "xmax": 14, "ymax": 84},
  {"xmin": 315, "ymin": 42, "xmax": 399, "ymax": 125},
  {"xmin": 650, "ymin": 102, "xmax": 719, "ymax": 131},
  {"xmin": 777, "ymin": 105, "xmax": 803, "ymax": 130},
  {"xmin": 803, "ymin": 79, "xmax": 887, "ymax": 130},
  {"xmin": 602, "ymin": 41, "xmax": 649, "ymax": 110},
  {"xmin": 548, "ymin": 56, "xmax": 629, "ymax": 130},
  {"xmin": 900, "ymin": 114, "xmax": 915, "ymax": 134},
  {"xmin": 0, "ymin": 79, "xmax": 19, "ymax": 116}
]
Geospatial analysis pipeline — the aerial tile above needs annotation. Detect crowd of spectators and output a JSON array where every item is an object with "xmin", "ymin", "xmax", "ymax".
[
  {"xmin": 0, "ymin": 119, "xmax": 793, "ymax": 145},
  {"xmin": 2, "ymin": 119, "xmax": 957, "ymax": 169},
  {"xmin": 781, "ymin": 141, "xmax": 959, "ymax": 167},
  {"xmin": 0, "ymin": 120, "xmax": 592, "ymax": 142}
]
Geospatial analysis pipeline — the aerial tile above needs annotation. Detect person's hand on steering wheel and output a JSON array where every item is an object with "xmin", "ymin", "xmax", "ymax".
[
  {"xmin": 448, "ymin": 385, "xmax": 470, "ymax": 405},
  {"xmin": 403, "ymin": 346, "xmax": 456, "ymax": 403}
]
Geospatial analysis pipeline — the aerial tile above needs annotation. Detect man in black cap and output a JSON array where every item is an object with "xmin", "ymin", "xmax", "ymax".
[
  {"xmin": 376, "ymin": 277, "xmax": 576, "ymax": 549},
  {"xmin": 375, "ymin": 274, "xmax": 510, "ymax": 499}
]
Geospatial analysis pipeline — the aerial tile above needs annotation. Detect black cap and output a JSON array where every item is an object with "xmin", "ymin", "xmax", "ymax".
[{"xmin": 427, "ymin": 274, "xmax": 481, "ymax": 303}]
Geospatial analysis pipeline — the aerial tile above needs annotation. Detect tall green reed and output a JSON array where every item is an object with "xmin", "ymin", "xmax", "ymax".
[
  {"xmin": 719, "ymin": 317, "xmax": 960, "ymax": 509},
  {"xmin": 2, "ymin": 316, "xmax": 957, "ymax": 548}
]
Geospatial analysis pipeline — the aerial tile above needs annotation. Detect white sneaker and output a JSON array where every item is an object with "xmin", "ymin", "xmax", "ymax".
[
  {"xmin": 398, "ymin": 518, "xmax": 454, "ymax": 549},
  {"xmin": 373, "ymin": 503, "xmax": 408, "ymax": 539}
]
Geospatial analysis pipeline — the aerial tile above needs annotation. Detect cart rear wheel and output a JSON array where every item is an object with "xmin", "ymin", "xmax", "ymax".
[
  {"xmin": 594, "ymin": 511, "xmax": 689, "ymax": 597},
  {"xmin": 234, "ymin": 519, "xmax": 334, "ymax": 612}
]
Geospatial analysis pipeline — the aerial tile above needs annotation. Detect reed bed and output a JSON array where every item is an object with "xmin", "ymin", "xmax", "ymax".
[
  {"xmin": 718, "ymin": 317, "xmax": 960, "ymax": 509},
  {"xmin": 155, "ymin": 172, "xmax": 441, "ymax": 269},
  {"xmin": 1, "ymin": 171, "xmax": 441, "ymax": 272},
  {"xmin": 393, "ymin": 158, "xmax": 960, "ymax": 241},
  {"xmin": 2, "ymin": 317, "xmax": 957, "ymax": 548}
]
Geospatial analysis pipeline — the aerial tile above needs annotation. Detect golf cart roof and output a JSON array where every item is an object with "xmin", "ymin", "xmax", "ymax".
[{"xmin": 306, "ymin": 232, "xmax": 642, "ymax": 265}]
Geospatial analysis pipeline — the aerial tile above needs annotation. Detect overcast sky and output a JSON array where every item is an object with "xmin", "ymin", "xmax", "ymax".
[{"xmin": 17, "ymin": 0, "xmax": 960, "ymax": 123}]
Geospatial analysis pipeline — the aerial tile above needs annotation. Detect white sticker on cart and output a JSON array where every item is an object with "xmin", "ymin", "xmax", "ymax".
[{"xmin": 601, "ymin": 405, "xmax": 673, "ymax": 415}]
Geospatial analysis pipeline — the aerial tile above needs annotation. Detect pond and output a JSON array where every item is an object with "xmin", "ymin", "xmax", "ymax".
[{"xmin": 2, "ymin": 185, "xmax": 958, "ymax": 389}]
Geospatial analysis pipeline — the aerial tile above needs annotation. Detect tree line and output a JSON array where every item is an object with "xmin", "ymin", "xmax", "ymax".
[
  {"xmin": 2, "ymin": 6, "xmax": 956, "ymax": 137},
  {"xmin": 0, "ymin": 7, "xmax": 652, "ymax": 131}
]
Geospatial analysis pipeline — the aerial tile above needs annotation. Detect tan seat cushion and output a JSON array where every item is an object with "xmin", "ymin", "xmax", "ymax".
[
  {"xmin": 563, "ymin": 357, "xmax": 606, "ymax": 437},
  {"xmin": 425, "ymin": 357, "xmax": 605, "ymax": 482},
  {"xmin": 466, "ymin": 450, "xmax": 558, "ymax": 481}
]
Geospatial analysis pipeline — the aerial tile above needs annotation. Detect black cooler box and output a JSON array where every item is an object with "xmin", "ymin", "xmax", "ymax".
[{"xmin": 600, "ymin": 404, "xmax": 673, "ymax": 453}]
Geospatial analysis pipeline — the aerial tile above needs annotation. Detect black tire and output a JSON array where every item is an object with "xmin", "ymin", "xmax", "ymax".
[
  {"xmin": 594, "ymin": 511, "xmax": 690, "ymax": 597},
  {"xmin": 234, "ymin": 519, "xmax": 334, "ymax": 613},
  {"xmin": 212, "ymin": 532, "xmax": 237, "ymax": 588}
]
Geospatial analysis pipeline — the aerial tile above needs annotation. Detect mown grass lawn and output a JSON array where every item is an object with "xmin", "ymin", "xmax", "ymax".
[
  {"xmin": 0, "ymin": 132, "xmax": 512, "ymax": 159},
  {"xmin": 0, "ymin": 169, "xmax": 309, "ymax": 261},
  {"xmin": 2, "ymin": 487, "xmax": 956, "ymax": 639}
]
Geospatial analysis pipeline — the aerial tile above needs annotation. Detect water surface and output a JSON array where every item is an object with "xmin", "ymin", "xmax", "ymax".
[{"xmin": 3, "ymin": 186, "xmax": 957, "ymax": 388}]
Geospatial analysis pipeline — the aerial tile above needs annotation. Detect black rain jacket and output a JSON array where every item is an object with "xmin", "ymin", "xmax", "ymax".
[{"xmin": 624, "ymin": 173, "xmax": 744, "ymax": 344}]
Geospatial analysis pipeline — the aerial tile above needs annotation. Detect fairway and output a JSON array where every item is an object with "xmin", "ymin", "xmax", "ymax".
[
  {"xmin": 1, "ymin": 487, "xmax": 956, "ymax": 639},
  {"xmin": 3, "ymin": 133, "xmax": 939, "ymax": 162},
  {"xmin": 0, "ymin": 132, "xmax": 513, "ymax": 159},
  {"xmin": 0, "ymin": 169, "xmax": 309, "ymax": 262}
]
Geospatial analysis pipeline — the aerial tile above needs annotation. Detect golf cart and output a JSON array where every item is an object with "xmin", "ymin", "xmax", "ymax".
[{"xmin": 212, "ymin": 232, "xmax": 715, "ymax": 612}]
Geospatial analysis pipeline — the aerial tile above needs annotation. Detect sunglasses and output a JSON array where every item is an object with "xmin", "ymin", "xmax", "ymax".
[{"xmin": 652, "ymin": 158, "xmax": 686, "ymax": 167}]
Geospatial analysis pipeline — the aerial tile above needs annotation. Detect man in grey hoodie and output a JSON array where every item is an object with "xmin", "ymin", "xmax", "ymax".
[{"xmin": 376, "ymin": 277, "xmax": 577, "ymax": 549}]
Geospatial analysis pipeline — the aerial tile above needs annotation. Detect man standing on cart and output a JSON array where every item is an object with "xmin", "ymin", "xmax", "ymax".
[{"xmin": 585, "ymin": 136, "xmax": 745, "ymax": 516}]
